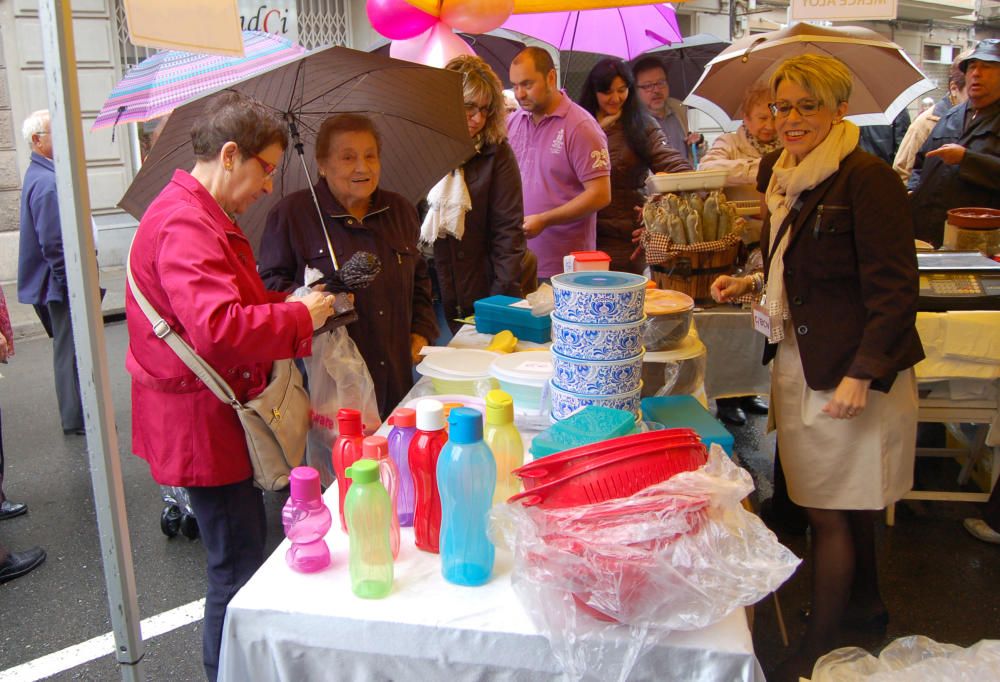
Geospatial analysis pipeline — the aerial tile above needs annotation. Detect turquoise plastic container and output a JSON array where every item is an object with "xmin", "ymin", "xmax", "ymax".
[
  {"xmin": 530, "ymin": 406, "xmax": 637, "ymax": 459},
  {"xmin": 474, "ymin": 295, "xmax": 551, "ymax": 343},
  {"xmin": 640, "ymin": 395, "xmax": 735, "ymax": 456}
]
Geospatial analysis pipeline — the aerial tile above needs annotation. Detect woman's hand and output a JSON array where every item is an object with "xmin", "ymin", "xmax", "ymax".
[
  {"xmin": 410, "ymin": 333, "xmax": 429, "ymax": 364},
  {"xmin": 292, "ymin": 291, "xmax": 336, "ymax": 330},
  {"xmin": 0, "ymin": 334, "xmax": 9, "ymax": 363},
  {"xmin": 821, "ymin": 376, "xmax": 871, "ymax": 420},
  {"xmin": 710, "ymin": 275, "xmax": 752, "ymax": 303}
]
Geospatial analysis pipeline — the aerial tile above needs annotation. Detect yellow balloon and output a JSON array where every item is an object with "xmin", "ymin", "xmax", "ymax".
[{"xmin": 440, "ymin": 0, "xmax": 515, "ymax": 34}]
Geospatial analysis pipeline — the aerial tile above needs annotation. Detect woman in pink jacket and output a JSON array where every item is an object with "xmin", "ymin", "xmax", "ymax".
[{"xmin": 125, "ymin": 92, "xmax": 335, "ymax": 681}]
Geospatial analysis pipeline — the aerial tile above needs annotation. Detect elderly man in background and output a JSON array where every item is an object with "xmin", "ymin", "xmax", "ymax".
[
  {"xmin": 17, "ymin": 110, "xmax": 85, "ymax": 436},
  {"xmin": 632, "ymin": 55, "xmax": 705, "ymax": 163},
  {"xmin": 507, "ymin": 47, "xmax": 611, "ymax": 279},
  {"xmin": 909, "ymin": 40, "xmax": 1000, "ymax": 246}
]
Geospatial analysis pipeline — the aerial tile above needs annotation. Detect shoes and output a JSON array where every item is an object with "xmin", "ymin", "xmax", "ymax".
[
  {"xmin": 798, "ymin": 604, "xmax": 890, "ymax": 632},
  {"xmin": 0, "ymin": 500, "xmax": 28, "ymax": 521},
  {"xmin": 964, "ymin": 518, "xmax": 1000, "ymax": 545},
  {"xmin": 716, "ymin": 399, "xmax": 747, "ymax": 426},
  {"xmin": 0, "ymin": 546, "xmax": 46, "ymax": 584},
  {"xmin": 63, "ymin": 427, "xmax": 86, "ymax": 436},
  {"xmin": 741, "ymin": 395, "xmax": 769, "ymax": 414}
]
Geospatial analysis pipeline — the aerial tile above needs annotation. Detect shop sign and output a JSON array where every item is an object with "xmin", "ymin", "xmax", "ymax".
[
  {"xmin": 122, "ymin": 0, "xmax": 244, "ymax": 56},
  {"xmin": 239, "ymin": 2, "xmax": 299, "ymax": 45},
  {"xmin": 789, "ymin": 0, "xmax": 899, "ymax": 22}
]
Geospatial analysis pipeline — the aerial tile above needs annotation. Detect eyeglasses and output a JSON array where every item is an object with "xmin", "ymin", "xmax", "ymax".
[
  {"xmin": 636, "ymin": 79, "xmax": 668, "ymax": 92},
  {"xmin": 464, "ymin": 102, "xmax": 492, "ymax": 118},
  {"xmin": 768, "ymin": 99, "xmax": 824, "ymax": 118},
  {"xmin": 251, "ymin": 153, "xmax": 277, "ymax": 178}
]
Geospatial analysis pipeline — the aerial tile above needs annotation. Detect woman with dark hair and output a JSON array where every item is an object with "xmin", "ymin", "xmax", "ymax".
[
  {"xmin": 578, "ymin": 58, "xmax": 691, "ymax": 273},
  {"xmin": 126, "ymin": 91, "xmax": 336, "ymax": 681},
  {"xmin": 421, "ymin": 55, "xmax": 525, "ymax": 335},
  {"xmin": 260, "ymin": 113, "xmax": 438, "ymax": 418}
]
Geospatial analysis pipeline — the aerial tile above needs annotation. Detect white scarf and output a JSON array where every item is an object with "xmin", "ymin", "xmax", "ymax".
[
  {"xmin": 764, "ymin": 120, "xmax": 860, "ymax": 343},
  {"xmin": 420, "ymin": 167, "xmax": 472, "ymax": 245}
]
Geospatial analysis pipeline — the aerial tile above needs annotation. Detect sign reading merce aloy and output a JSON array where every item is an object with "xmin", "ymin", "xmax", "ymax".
[{"xmin": 790, "ymin": 0, "xmax": 899, "ymax": 22}]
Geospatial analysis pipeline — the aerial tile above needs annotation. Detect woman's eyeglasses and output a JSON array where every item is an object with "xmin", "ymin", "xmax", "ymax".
[
  {"xmin": 464, "ymin": 102, "xmax": 492, "ymax": 118},
  {"xmin": 251, "ymin": 154, "xmax": 277, "ymax": 178},
  {"xmin": 768, "ymin": 100, "xmax": 823, "ymax": 118}
]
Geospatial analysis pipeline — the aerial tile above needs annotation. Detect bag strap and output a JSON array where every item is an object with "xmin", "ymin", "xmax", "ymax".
[{"xmin": 126, "ymin": 243, "xmax": 244, "ymax": 409}]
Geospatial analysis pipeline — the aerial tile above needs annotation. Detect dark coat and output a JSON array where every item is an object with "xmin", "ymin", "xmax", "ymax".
[
  {"xmin": 259, "ymin": 183, "xmax": 438, "ymax": 418},
  {"xmin": 857, "ymin": 108, "xmax": 910, "ymax": 165},
  {"xmin": 598, "ymin": 116, "xmax": 691, "ymax": 272},
  {"xmin": 908, "ymin": 100, "xmax": 1000, "ymax": 246},
  {"xmin": 757, "ymin": 147, "xmax": 924, "ymax": 393},
  {"xmin": 432, "ymin": 140, "xmax": 525, "ymax": 331},
  {"xmin": 17, "ymin": 153, "xmax": 65, "ymax": 305}
]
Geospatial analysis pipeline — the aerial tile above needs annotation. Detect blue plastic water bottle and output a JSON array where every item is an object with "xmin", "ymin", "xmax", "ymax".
[{"xmin": 436, "ymin": 407, "xmax": 497, "ymax": 586}]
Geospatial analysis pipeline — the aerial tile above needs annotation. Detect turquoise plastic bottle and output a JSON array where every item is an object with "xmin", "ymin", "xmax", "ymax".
[
  {"xmin": 436, "ymin": 407, "xmax": 497, "ymax": 586},
  {"xmin": 344, "ymin": 459, "xmax": 393, "ymax": 599},
  {"xmin": 483, "ymin": 390, "xmax": 524, "ymax": 505}
]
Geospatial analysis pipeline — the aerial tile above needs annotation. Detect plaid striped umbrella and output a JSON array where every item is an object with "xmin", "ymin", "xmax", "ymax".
[{"xmin": 93, "ymin": 31, "xmax": 306, "ymax": 130}]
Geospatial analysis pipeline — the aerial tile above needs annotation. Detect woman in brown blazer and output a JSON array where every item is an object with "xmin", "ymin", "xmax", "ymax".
[{"xmin": 711, "ymin": 55, "xmax": 924, "ymax": 682}]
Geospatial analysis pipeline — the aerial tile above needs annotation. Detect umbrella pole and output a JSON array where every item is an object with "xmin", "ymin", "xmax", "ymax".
[{"xmin": 286, "ymin": 114, "xmax": 340, "ymax": 271}]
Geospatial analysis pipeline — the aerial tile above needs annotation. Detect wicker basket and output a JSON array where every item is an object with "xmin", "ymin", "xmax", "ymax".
[{"xmin": 644, "ymin": 231, "xmax": 743, "ymax": 304}]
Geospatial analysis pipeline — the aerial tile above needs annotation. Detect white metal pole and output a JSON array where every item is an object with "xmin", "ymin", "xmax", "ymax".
[{"xmin": 36, "ymin": 1, "xmax": 145, "ymax": 679}]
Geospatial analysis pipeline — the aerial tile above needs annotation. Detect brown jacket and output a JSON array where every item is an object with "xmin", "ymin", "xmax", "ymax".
[
  {"xmin": 757, "ymin": 147, "xmax": 924, "ymax": 392},
  {"xmin": 598, "ymin": 115, "xmax": 691, "ymax": 272}
]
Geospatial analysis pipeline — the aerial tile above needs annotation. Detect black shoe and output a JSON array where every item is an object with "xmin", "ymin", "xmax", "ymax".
[
  {"xmin": 716, "ymin": 402, "xmax": 747, "ymax": 426},
  {"xmin": 63, "ymin": 427, "xmax": 86, "ymax": 436},
  {"xmin": 741, "ymin": 395, "xmax": 769, "ymax": 414},
  {"xmin": 0, "ymin": 500, "xmax": 28, "ymax": 521},
  {"xmin": 0, "ymin": 546, "xmax": 46, "ymax": 584}
]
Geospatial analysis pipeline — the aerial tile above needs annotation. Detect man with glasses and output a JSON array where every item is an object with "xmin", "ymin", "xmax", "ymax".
[
  {"xmin": 17, "ymin": 110, "xmax": 86, "ymax": 436},
  {"xmin": 632, "ymin": 56, "xmax": 705, "ymax": 163},
  {"xmin": 909, "ymin": 39, "xmax": 1000, "ymax": 246}
]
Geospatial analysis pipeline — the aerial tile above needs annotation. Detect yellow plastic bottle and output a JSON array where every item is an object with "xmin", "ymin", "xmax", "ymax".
[{"xmin": 483, "ymin": 390, "xmax": 524, "ymax": 505}]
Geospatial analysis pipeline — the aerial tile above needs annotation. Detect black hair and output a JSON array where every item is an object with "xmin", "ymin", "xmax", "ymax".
[{"xmin": 578, "ymin": 58, "xmax": 652, "ymax": 167}]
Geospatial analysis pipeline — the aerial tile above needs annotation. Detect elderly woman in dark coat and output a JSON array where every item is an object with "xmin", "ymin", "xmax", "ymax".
[
  {"xmin": 259, "ymin": 114, "xmax": 437, "ymax": 418},
  {"xmin": 422, "ymin": 55, "xmax": 525, "ymax": 333},
  {"xmin": 578, "ymin": 58, "xmax": 691, "ymax": 273}
]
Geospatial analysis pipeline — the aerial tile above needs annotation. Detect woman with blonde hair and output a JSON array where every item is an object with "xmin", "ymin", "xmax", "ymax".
[
  {"xmin": 710, "ymin": 54, "xmax": 923, "ymax": 681},
  {"xmin": 421, "ymin": 54, "xmax": 526, "ymax": 334}
]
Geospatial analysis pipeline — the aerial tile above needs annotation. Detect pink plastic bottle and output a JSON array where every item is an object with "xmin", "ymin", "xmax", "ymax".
[
  {"xmin": 387, "ymin": 408, "xmax": 418, "ymax": 527},
  {"xmin": 363, "ymin": 435, "xmax": 400, "ymax": 559},
  {"xmin": 409, "ymin": 399, "xmax": 448, "ymax": 554},
  {"xmin": 281, "ymin": 466, "xmax": 332, "ymax": 573},
  {"xmin": 331, "ymin": 408, "xmax": 364, "ymax": 533}
]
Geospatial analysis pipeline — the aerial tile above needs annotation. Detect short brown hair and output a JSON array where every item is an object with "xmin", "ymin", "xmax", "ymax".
[
  {"xmin": 513, "ymin": 46, "xmax": 555, "ymax": 77},
  {"xmin": 315, "ymin": 114, "xmax": 382, "ymax": 163},
  {"xmin": 190, "ymin": 91, "xmax": 287, "ymax": 161},
  {"xmin": 446, "ymin": 55, "xmax": 507, "ymax": 146}
]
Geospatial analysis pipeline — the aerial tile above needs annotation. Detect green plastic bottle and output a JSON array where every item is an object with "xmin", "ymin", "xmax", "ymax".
[
  {"xmin": 483, "ymin": 390, "xmax": 524, "ymax": 505},
  {"xmin": 344, "ymin": 459, "xmax": 393, "ymax": 599}
]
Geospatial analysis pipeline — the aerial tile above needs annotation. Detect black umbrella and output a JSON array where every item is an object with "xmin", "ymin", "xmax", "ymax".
[{"xmin": 641, "ymin": 33, "xmax": 730, "ymax": 100}]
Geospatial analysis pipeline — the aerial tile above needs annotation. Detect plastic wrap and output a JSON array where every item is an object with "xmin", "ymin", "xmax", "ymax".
[
  {"xmin": 525, "ymin": 283, "xmax": 554, "ymax": 317},
  {"xmin": 489, "ymin": 445, "xmax": 800, "ymax": 681},
  {"xmin": 810, "ymin": 636, "xmax": 1000, "ymax": 681}
]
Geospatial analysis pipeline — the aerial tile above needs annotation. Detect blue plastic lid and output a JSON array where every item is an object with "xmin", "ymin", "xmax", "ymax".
[
  {"xmin": 448, "ymin": 407, "xmax": 483, "ymax": 444},
  {"xmin": 551, "ymin": 271, "xmax": 647, "ymax": 291}
]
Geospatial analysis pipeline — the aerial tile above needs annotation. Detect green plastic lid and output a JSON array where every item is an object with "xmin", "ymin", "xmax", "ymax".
[
  {"xmin": 530, "ymin": 406, "xmax": 637, "ymax": 459},
  {"xmin": 485, "ymin": 389, "xmax": 514, "ymax": 425},
  {"xmin": 346, "ymin": 458, "xmax": 379, "ymax": 484}
]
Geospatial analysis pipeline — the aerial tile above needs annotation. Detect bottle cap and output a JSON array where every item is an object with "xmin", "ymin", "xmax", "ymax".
[
  {"xmin": 289, "ymin": 466, "xmax": 321, "ymax": 502},
  {"xmin": 336, "ymin": 408, "xmax": 363, "ymax": 436},
  {"xmin": 363, "ymin": 435, "xmax": 388, "ymax": 460},
  {"xmin": 485, "ymin": 389, "xmax": 514, "ymax": 425},
  {"xmin": 390, "ymin": 407, "xmax": 416, "ymax": 428},
  {"xmin": 448, "ymin": 407, "xmax": 483, "ymax": 444},
  {"xmin": 346, "ymin": 458, "xmax": 379, "ymax": 484},
  {"xmin": 416, "ymin": 399, "xmax": 445, "ymax": 431}
]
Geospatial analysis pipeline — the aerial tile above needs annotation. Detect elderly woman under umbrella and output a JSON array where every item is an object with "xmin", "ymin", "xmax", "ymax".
[
  {"xmin": 125, "ymin": 91, "xmax": 336, "ymax": 681},
  {"xmin": 710, "ymin": 54, "xmax": 923, "ymax": 682},
  {"xmin": 259, "ymin": 114, "xmax": 438, "ymax": 418}
]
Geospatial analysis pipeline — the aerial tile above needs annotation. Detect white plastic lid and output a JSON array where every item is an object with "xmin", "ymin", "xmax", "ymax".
[
  {"xmin": 418, "ymin": 349, "xmax": 499, "ymax": 379},
  {"xmin": 489, "ymin": 351, "xmax": 554, "ymax": 387},
  {"xmin": 415, "ymin": 398, "xmax": 445, "ymax": 431}
]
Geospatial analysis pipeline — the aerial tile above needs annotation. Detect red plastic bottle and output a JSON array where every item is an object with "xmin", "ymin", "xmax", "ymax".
[
  {"xmin": 332, "ymin": 408, "xmax": 364, "ymax": 533},
  {"xmin": 408, "ymin": 399, "xmax": 448, "ymax": 553}
]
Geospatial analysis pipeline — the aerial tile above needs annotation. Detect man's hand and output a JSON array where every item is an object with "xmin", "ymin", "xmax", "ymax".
[
  {"xmin": 0, "ymin": 334, "xmax": 9, "ymax": 363},
  {"xmin": 685, "ymin": 132, "xmax": 703, "ymax": 146},
  {"xmin": 926, "ymin": 143, "xmax": 966, "ymax": 165},
  {"xmin": 821, "ymin": 376, "xmax": 871, "ymax": 420},
  {"xmin": 410, "ymin": 333, "xmax": 429, "ymax": 365},
  {"xmin": 523, "ymin": 214, "xmax": 547, "ymax": 239}
]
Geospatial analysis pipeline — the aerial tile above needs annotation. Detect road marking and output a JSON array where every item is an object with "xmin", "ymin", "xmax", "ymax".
[{"xmin": 0, "ymin": 599, "xmax": 204, "ymax": 681}]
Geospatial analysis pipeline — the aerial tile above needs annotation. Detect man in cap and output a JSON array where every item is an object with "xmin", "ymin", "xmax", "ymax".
[{"xmin": 909, "ymin": 39, "xmax": 1000, "ymax": 246}]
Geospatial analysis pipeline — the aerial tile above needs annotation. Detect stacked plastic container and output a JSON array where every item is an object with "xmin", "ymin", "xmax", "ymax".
[{"xmin": 548, "ymin": 272, "xmax": 647, "ymax": 421}]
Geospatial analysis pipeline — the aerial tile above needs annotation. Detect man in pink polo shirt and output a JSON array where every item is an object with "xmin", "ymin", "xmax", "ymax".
[{"xmin": 507, "ymin": 47, "xmax": 611, "ymax": 279}]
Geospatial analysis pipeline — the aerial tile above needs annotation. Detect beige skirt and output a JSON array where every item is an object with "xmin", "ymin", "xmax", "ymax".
[{"xmin": 771, "ymin": 328, "xmax": 918, "ymax": 510}]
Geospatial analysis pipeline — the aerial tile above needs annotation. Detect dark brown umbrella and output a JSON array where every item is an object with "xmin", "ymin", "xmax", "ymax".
[{"xmin": 119, "ymin": 45, "xmax": 476, "ymax": 252}]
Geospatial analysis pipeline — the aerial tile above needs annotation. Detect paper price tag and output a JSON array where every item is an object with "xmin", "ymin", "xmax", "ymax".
[{"xmin": 752, "ymin": 302, "xmax": 774, "ymax": 341}]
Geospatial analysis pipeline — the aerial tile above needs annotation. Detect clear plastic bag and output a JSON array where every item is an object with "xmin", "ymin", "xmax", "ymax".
[
  {"xmin": 306, "ymin": 327, "xmax": 381, "ymax": 487},
  {"xmin": 489, "ymin": 445, "xmax": 800, "ymax": 681},
  {"xmin": 526, "ymin": 283, "xmax": 554, "ymax": 317},
  {"xmin": 811, "ymin": 636, "xmax": 1000, "ymax": 681}
]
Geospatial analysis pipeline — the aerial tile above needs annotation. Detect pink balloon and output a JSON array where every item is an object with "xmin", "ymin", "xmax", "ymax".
[
  {"xmin": 391, "ymin": 22, "xmax": 474, "ymax": 69},
  {"xmin": 440, "ymin": 0, "xmax": 514, "ymax": 34},
  {"xmin": 389, "ymin": 28, "xmax": 432, "ymax": 63},
  {"xmin": 367, "ymin": 0, "xmax": 438, "ymax": 41}
]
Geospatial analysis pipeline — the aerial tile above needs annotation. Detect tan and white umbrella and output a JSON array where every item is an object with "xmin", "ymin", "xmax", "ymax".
[{"xmin": 684, "ymin": 23, "xmax": 935, "ymax": 132}]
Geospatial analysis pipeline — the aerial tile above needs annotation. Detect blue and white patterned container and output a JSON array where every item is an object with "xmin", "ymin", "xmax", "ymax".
[
  {"xmin": 552, "ymin": 348, "xmax": 644, "ymax": 395},
  {"xmin": 550, "ymin": 315, "xmax": 646, "ymax": 361},
  {"xmin": 549, "ymin": 380, "xmax": 643, "ymax": 421},
  {"xmin": 551, "ymin": 271, "xmax": 647, "ymax": 324}
]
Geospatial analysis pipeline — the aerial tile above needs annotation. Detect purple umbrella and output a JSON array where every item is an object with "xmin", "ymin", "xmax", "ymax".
[{"xmin": 501, "ymin": 4, "xmax": 682, "ymax": 61}]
